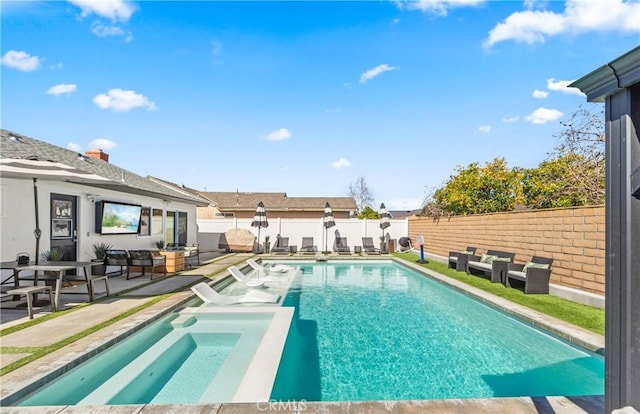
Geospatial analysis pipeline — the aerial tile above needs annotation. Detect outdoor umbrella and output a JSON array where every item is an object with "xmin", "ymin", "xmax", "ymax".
[
  {"xmin": 0, "ymin": 159, "xmax": 113, "ymax": 264},
  {"xmin": 323, "ymin": 202, "xmax": 336, "ymax": 253},
  {"xmin": 379, "ymin": 202, "xmax": 391, "ymax": 240},
  {"xmin": 250, "ymin": 201, "xmax": 269, "ymax": 253}
]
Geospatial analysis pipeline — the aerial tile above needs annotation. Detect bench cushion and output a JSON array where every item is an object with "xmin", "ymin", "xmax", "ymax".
[
  {"xmin": 468, "ymin": 261, "xmax": 492, "ymax": 271},
  {"xmin": 507, "ymin": 270, "xmax": 527, "ymax": 281}
]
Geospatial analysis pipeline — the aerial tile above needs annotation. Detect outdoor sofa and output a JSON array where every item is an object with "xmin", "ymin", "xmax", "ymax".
[
  {"xmin": 466, "ymin": 250, "xmax": 515, "ymax": 283},
  {"xmin": 506, "ymin": 256, "xmax": 554, "ymax": 294}
]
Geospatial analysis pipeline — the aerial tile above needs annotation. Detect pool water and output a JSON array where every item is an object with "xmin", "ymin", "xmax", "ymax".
[
  {"xmin": 18, "ymin": 312, "xmax": 273, "ymax": 406},
  {"xmin": 270, "ymin": 261, "xmax": 604, "ymax": 401}
]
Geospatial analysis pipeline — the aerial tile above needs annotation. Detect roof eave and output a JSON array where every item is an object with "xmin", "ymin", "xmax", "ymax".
[{"xmin": 569, "ymin": 46, "xmax": 640, "ymax": 102}]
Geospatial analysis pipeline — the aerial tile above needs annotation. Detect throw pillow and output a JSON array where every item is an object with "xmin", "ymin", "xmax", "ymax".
[
  {"xmin": 462, "ymin": 250, "xmax": 474, "ymax": 254},
  {"xmin": 522, "ymin": 261, "xmax": 550, "ymax": 272},
  {"xmin": 480, "ymin": 254, "xmax": 498, "ymax": 264}
]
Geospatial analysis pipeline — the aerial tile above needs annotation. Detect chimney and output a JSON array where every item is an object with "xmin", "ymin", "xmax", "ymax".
[{"xmin": 85, "ymin": 149, "xmax": 109, "ymax": 162}]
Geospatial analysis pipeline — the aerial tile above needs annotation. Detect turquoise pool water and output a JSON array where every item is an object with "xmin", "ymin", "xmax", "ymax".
[{"xmin": 270, "ymin": 261, "xmax": 604, "ymax": 401}]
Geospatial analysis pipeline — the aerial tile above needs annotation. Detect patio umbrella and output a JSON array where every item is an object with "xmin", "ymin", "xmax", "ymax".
[
  {"xmin": 379, "ymin": 202, "xmax": 391, "ymax": 241},
  {"xmin": 323, "ymin": 202, "xmax": 335, "ymax": 253},
  {"xmin": 0, "ymin": 158, "xmax": 113, "ymax": 264},
  {"xmin": 250, "ymin": 201, "xmax": 269, "ymax": 252}
]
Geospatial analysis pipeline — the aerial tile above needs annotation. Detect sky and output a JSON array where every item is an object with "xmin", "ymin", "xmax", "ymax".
[{"xmin": 2, "ymin": 0, "xmax": 639, "ymax": 211}]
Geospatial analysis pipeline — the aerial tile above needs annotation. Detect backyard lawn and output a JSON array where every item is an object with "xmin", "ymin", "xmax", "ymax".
[{"xmin": 394, "ymin": 252, "xmax": 605, "ymax": 336}]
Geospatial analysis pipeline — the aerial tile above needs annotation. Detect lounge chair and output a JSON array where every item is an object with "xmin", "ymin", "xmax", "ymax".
[
  {"xmin": 271, "ymin": 236, "xmax": 291, "ymax": 255},
  {"xmin": 300, "ymin": 237, "xmax": 317, "ymax": 255},
  {"xmin": 334, "ymin": 237, "xmax": 351, "ymax": 255},
  {"xmin": 361, "ymin": 237, "xmax": 380, "ymax": 255},
  {"xmin": 227, "ymin": 265, "xmax": 280, "ymax": 286},
  {"xmin": 466, "ymin": 250, "xmax": 515, "ymax": 283},
  {"xmin": 191, "ymin": 282, "xmax": 279, "ymax": 304},
  {"xmin": 246, "ymin": 259, "xmax": 295, "ymax": 274},
  {"xmin": 448, "ymin": 246, "xmax": 477, "ymax": 271},
  {"xmin": 105, "ymin": 249, "xmax": 130, "ymax": 277},
  {"xmin": 506, "ymin": 256, "xmax": 554, "ymax": 294}
]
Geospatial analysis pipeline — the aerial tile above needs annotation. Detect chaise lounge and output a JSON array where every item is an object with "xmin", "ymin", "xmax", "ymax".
[
  {"xmin": 300, "ymin": 237, "xmax": 317, "ymax": 255},
  {"xmin": 271, "ymin": 236, "xmax": 291, "ymax": 255},
  {"xmin": 334, "ymin": 237, "xmax": 351, "ymax": 255},
  {"xmin": 361, "ymin": 237, "xmax": 380, "ymax": 255},
  {"xmin": 191, "ymin": 282, "xmax": 279, "ymax": 305},
  {"xmin": 506, "ymin": 256, "xmax": 554, "ymax": 294},
  {"xmin": 466, "ymin": 250, "xmax": 515, "ymax": 283}
]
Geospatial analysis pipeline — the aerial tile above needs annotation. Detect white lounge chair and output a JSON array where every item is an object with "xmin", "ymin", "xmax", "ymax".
[
  {"xmin": 227, "ymin": 265, "xmax": 280, "ymax": 286},
  {"xmin": 246, "ymin": 259, "xmax": 295, "ymax": 274},
  {"xmin": 191, "ymin": 282, "xmax": 279, "ymax": 304}
]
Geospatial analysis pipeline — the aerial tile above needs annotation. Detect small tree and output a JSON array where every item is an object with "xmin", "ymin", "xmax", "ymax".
[
  {"xmin": 348, "ymin": 175, "xmax": 374, "ymax": 215},
  {"xmin": 358, "ymin": 206, "xmax": 379, "ymax": 219}
]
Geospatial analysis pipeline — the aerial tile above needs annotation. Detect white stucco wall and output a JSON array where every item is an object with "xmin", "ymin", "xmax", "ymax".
[{"xmin": 0, "ymin": 177, "xmax": 199, "ymax": 264}]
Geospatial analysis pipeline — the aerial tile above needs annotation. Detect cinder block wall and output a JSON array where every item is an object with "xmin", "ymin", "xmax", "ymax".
[{"xmin": 408, "ymin": 205, "xmax": 605, "ymax": 295}]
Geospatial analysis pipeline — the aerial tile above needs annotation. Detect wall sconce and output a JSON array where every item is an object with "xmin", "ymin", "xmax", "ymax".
[{"xmin": 86, "ymin": 193, "xmax": 100, "ymax": 203}]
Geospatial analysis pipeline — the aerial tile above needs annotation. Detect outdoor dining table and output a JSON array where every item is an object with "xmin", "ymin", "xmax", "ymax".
[{"xmin": 0, "ymin": 260, "xmax": 101, "ymax": 310}]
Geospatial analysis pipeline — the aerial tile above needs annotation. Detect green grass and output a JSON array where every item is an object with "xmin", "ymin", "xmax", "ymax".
[{"xmin": 393, "ymin": 252, "xmax": 605, "ymax": 335}]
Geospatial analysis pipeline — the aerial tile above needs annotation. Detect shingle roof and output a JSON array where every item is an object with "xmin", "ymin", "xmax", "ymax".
[
  {"xmin": 199, "ymin": 191, "xmax": 356, "ymax": 212},
  {"xmin": 0, "ymin": 129, "xmax": 207, "ymax": 205}
]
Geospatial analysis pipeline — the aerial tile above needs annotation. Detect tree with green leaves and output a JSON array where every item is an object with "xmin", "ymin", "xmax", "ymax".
[
  {"xmin": 433, "ymin": 158, "xmax": 524, "ymax": 215},
  {"xmin": 358, "ymin": 205, "xmax": 380, "ymax": 219}
]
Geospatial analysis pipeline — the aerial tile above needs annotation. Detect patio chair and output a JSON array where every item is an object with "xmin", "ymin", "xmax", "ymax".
[
  {"xmin": 506, "ymin": 256, "xmax": 554, "ymax": 294},
  {"xmin": 361, "ymin": 237, "xmax": 380, "ymax": 255},
  {"xmin": 448, "ymin": 246, "xmax": 477, "ymax": 270},
  {"xmin": 191, "ymin": 282, "xmax": 279, "ymax": 305},
  {"xmin": 271, "ymin": 236, "xmax": 290, "ymax": 255},
  {"xmin": 184, "ymin": 244, "xmax": 200, "ymax": 268},
  {"xmin": 334, "ymin": 237, "xmax": 351, "ymax": 255},
  {"xmin": 128, "ymin": 250, "xmax": 166, "ymax": 280},
  {"xmin": 300, "ymin": 237, "xmax": 317, "ymax": 255},
  {"xmin": 105, "ymin": 249, "xmax": 130, "ymax": 277},
  {"xmin": 246, "ymin": 259, "xmax": 295, "ymax": 274}
]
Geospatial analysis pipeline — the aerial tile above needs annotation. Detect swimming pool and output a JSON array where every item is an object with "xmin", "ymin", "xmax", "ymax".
[{"xmin": 270, "ymin": 260, "xmax": 604, "ymax": 401}]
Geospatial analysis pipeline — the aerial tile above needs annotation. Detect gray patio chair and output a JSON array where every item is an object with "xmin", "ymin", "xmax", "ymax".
[
  {"xmin": 271, "ymin": 236, "xmax": 290, "ymax": 255},
  {"xmin": 448, "ymin": 246, "xmax": 477, "ymax": 270},
  {"xmin": 334, "ymin": 237, "xmax": 351, "ymax": 255},
  {"xmin": 361, "ymin": 237, "xmax": 380, "ymax": 254},
  {"xmin": 105, "ymin": 249, "xmax": 130, "ymax": 277},
  {"xmin": 128, "ymin": 250, "xmax": 166, "ymax": 280},
  {"xmin": 300, "ymin": 237, "xmax": 317, "ymax": 254},
  {"xmin": 506, "ymin": 256, "xmax": 554, "ymax": 294}
]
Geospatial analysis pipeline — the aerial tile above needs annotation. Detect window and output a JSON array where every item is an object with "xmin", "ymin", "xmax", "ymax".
[
  {"xmin": 152, "ymin": 209, "xmax": 163, "ymax": 236},
  {"xmin": 139, "ymin": 207, "xmax": 151, "ymax": 236}
]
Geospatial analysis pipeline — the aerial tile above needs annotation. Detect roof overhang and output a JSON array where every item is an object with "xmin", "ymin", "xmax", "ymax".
[{"xmin": 569, "ymin": 46, "xmax": 640, "ymax": 102}]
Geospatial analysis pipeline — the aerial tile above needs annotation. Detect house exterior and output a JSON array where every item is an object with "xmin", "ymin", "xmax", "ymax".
[
  {"xmin": 0, "ymin": 130, "xmax": 208, "ymax": 264},
  {"xmin": 148, "ymin": 177, "xmax": 357, "ymax": 220}
]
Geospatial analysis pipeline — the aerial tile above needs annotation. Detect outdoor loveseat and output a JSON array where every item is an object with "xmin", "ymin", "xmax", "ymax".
[
  {"xmin": 506, "ymin": 256, "xmax": 554, "ymax": 294},
  {"xmin": 466, "ymin": 250, "xmax": 515, "ymax": 283}
]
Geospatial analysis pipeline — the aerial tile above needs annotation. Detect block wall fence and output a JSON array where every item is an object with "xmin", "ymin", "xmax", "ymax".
[{"xmin": 408, "ymin": 205, "xmax": 605, "ymax": 295}]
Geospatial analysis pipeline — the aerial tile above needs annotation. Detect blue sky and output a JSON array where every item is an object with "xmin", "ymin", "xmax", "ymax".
[{"xmin": 2, "ymin": 0, "xmax": 639, "ymax": 210}]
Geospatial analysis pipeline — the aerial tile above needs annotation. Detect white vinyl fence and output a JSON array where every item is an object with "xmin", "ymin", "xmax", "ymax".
[{"xmin": 197, "ymin": 218, "xmax": 409, "ymax": 252}]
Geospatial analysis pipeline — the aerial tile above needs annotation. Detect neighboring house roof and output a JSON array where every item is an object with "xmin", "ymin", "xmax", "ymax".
[
  {"xmin": 0, "ymin": 130, "xmax": 208, "ymax": 206},
  {"xmin": 200, "ymin": 192, "xmax": 357, "ymax": 213},
  {"xmin": 388, "ymin": 210, "xmax": 420, "ymax": 219},
  {"xmin": 148, "ymin": 176, "xmax": 357, "ymax": 213}
]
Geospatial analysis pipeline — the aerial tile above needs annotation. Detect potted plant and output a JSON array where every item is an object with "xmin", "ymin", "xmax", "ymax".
[
  {"xmin": 264, "ymin": 235, "xmax": 271, "ymax": 254},
  {"xmin": 155, "ymin": 239, "xmax": 165, "ymax": 250},
  {"xmin": 40, "ymin": 249, "xmax": 64, "ymax": 286},
  {"xmin": 91, "ymin": 241, "xmax": 112, "ymax": 276}
]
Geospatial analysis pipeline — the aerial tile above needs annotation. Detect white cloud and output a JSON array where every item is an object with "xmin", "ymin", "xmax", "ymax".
[
  {"xmin": 89, "ymin": 138, "xmax": 117, "ymax": 150},
  {"xmin": 502, "ymin": 115, "xmax": 520, "ymax": 123},
  {"xmin": 67, "ymin": 142, "xmax": 82, "ymax": 152},
  {"xmin": 1, "ymin": 50, "xmax": 41, "ymax": 71},
  {"xmin": 211, "ymin": 40, "xmax": 223, "ymax": 57},
  {"xmin": 395, "ymin": 0, "xmax": 485, "ymax": 16},
  {"xmin": 391, "ymin": 18, "xmax": 400, "ymax": 25},
  {"xmin": 92, "ymin": 22, "xmax": 125, "ymax": 37},
  {"xmin": 484, "ymin": 0, "xmax": 640, "ymax": 48},
  {"xmin": 331, "ymin": 157, "xmax": 352, "ymax": 169},
  {"xmin": 532, "ymin": 89, "xmax": 549, "ymax": 99},
  {"xmin": 262, "ymin": 128, "xmax": 292, "ymax": 142},
  {"xmin": 50, "ymin": 62, "xmax": 64, "ymax": 70},
  {"xmin": 68, "ymin": 0, "xmax": 136, "ymax": 22},
  {"xmin": 46, "ymin": 83, "xmax": 77, "ymax": 96},
  {"xmin": 478, "ymin": 125, "xmax": 492, "ymax": 133},
  {"xmin": 525, "ymin": 107, "xmax": 563, "ymax": 124},
  {"xmin": 359, "ymin": 64, "xmax": 398, "ymax": 84},
  {"xmin": 385, "ymin": 197, "xmax": 423, "ymax": 210},
  {"xmin": 93, "ymin": 88, "xmax": 157, "ymax": 111},
  {"xmin": 546, "ymin": 78, "xmax": 586, "ymax": 96}
]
